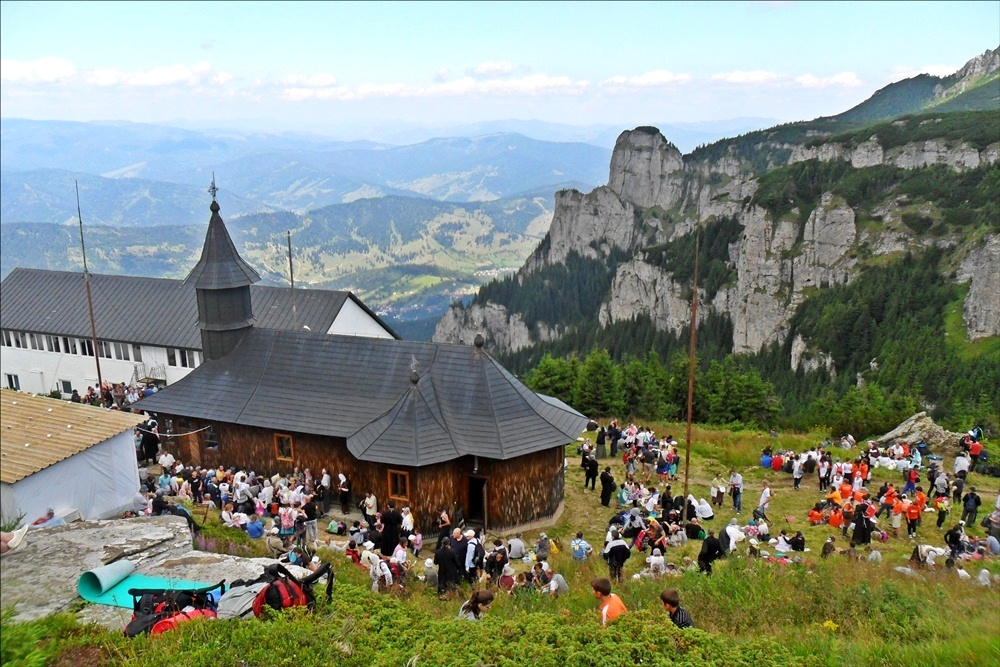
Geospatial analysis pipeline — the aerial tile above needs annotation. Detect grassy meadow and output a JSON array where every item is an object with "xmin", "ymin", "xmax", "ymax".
[{"xmin": 2, "ymin": 422, "xmax": 998, "ymax": 667}]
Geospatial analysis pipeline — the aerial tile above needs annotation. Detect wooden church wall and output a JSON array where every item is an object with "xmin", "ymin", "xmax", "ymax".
[{"xmin": 163, "ymin": 415, "xmax": 565, "ymax": 533}]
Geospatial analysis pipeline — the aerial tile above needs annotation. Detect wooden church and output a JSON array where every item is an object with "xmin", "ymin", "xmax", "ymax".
[{"xmin": 139, "ymin": 198, "xmax": 585, "ymax": 532}]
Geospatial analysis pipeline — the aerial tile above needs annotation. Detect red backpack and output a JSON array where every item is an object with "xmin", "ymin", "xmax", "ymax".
[{"xmin": 253, "ymin": 576, "xmax": 307, "ymax": 616}]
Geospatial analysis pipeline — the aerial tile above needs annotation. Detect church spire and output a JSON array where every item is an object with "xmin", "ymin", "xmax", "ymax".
[
  {"xmin": 185, "ymin": 186, "xmax": 260, "ymax": 289},
  {"xmin": 188, "ymin": 182, "xmax": 260, "ymax": 361}
]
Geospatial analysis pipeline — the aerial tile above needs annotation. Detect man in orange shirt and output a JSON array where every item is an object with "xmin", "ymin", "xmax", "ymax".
[
  {"xmin": 969, "ymin": 440, "xmax": 983, "ymax": 469},
  {"xmin": 914, "ymin": 487, "xmax": 928, "ymax": 521},
  {"xmin": 592, "ymin": 577, "xmax": 627, "ymax": 626}
]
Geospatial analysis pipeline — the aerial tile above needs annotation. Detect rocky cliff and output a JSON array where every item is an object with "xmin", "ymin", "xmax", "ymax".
[{"xmin": 435, "ymin": 111, "xmax": 999, "ymax": 367}]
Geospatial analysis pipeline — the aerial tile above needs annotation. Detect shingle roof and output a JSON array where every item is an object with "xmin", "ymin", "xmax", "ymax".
[
  {"xmin": 0, "ymin": 268, "xmax": 395, "ymax": 348},
  {"xmin": 0, "ymin": 389, "xmax": 145, "ymax": 484},
  {"xmin": 184, "ymin": 202, "xmax": 260, "ymax": 289},
  {"xmin": 135, "ymin": 329, "xmax": 586, "ymax": 465}
]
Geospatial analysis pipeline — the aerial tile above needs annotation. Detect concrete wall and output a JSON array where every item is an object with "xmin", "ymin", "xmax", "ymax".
[
  {"xmin": 0, "ymin": 343, "xmax": 196, "ymax": 395},
  {"xmin": 326, "ymin": 298, "xmax": 395, "ymax": 339}
]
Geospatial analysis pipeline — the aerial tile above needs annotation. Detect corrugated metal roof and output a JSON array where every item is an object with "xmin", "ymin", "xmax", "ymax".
[
  {"xmin": 0, "ymin": 389, "xmax": 145, "ymax": 484},
  {"xmin": 0, "ymin": 268, "xmax": 394, "ymax": 348},
  {"xmin": 184, "ymin": 202, "xmax": 261, "ymax": 289},
  {"xmin": 135, "ymin": 330, "xmax": 586, "ymax": 465}
]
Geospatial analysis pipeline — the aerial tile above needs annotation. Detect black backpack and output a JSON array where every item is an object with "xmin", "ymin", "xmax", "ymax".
[{"xmin": 473, "ymin": 540, "xmax": 486, "ymax": 569}]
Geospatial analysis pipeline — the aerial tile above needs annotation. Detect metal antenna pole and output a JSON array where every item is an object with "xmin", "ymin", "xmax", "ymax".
[
  {"xmin": 287, "ymin": 230, "xmax": 297, "ymax": 329},
  {"xmin": 682, "ymin": 228, "xmax": 700, "ymax": 504},
  {"xmin": 76, "ymin": 181, "xmax": 103, "ymax": 392}
]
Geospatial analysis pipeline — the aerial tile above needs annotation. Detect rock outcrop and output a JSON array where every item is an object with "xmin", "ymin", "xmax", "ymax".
[
  {"xmin": 598, "ymin": 259, "xmax": 701, "ymax": 334},
  {"xmin": 607, "ymin": 128, "xmax": 685, "ymax": 210},
  {"xmin": 526, "ymin": 187, "xmax": 638, "ymax": 270},
  {"xmin": 873, "ymin": 412, "xmax": 964, "ymax": 449},
  {"xmin": 789, "ymin": 138, "xmax": 995, "ymax": 172},
  {"xmin": 0, "ymin": 516, "xmax": 315, "ymax": 629},
  {"xmin": 433, "ymin": 302, "xmax": 536, "ymax": 352},
  {"xmin": 956, "ymin": 234, "xmax": 1000, "ymax": 339}
]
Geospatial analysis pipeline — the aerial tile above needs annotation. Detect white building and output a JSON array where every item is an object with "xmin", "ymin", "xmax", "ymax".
[
  {"xmin": 0, "ymin": 268, "xmax": 397, "ymax": 397},
  {"xmin": 0, "ymin": 389, "xmax": 146, "ymax": 526}
]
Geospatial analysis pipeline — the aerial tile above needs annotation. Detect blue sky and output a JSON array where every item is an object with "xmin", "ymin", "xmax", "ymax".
[{"xmin": 1, "ymin": 1, "xmax": 997, "ymax": 137}]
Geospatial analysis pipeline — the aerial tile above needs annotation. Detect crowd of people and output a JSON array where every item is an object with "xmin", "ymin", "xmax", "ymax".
[
  {"xmin": 71, "ymin": 381, "xmax": 159, "ymax": 411},
  {"xmin": 92, "ymin": 413, "xmax": 998, "ymax": 629}
]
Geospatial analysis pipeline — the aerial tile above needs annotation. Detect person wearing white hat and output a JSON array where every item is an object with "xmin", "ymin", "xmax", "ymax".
[
  {"xmin": 465, "ymin": 530, "xmax": 482, "ymax": 583},
  {"xmin": 423, "ymin": 558, "xmax": 438, "ymax": 589}
]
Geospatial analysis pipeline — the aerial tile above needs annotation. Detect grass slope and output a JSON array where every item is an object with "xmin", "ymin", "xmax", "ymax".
[{"xmin": 3, "ymin": 424, "xmax": 997, "ymax": 667}]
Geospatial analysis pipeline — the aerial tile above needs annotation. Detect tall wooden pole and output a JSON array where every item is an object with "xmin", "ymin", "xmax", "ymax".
[
  {"xmin": 287, "ymin": 230, "xmax": 297, "ymax": 329},
  {"xmin": 76, "ymin": 181, "xmax": 103, "ymax": 392},
  {"xmin": 682, "ymin": 229, "xmax": 700, "ymax": 503}
]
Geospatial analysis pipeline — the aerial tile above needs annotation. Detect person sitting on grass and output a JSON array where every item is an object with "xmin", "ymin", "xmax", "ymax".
[
  {"xmin": 808, "ymin": 503, "xmax": 825, "ymax": 526},
  {"xmin": 246, "ymin": 514, "xmax": 265, "ymax": 538}
]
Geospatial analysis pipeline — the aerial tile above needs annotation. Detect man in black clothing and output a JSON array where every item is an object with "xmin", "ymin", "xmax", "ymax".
[
  {"xmin": 602, "ymin": 530, "xmax": 631, "ymax": 582},
  {"xmin": 600, "ymin": 468, "xmax": 616, "ymax": 507},
  {"xmin": 660, "ymin": 589, "xmax": 695, "ymax": 629},
  {"xmin": 698, "ymin": 530, "xmax": 724, "ymax": 575},
  {"xmin": 380, "ymin": 501, "xmax": 404, "ymax": 558},
  {"xmin": 584, "ymin": 456, "xmax": 599, "ymax": 490},
  {"xmin": 433, "ymin": 543, "xmax": 461, "ymax": 598}
]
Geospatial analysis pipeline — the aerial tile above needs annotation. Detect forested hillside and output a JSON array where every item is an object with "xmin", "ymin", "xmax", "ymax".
[{"xmin": 438, "ymin": 56, "xmax": 1000, "ymax": 436}]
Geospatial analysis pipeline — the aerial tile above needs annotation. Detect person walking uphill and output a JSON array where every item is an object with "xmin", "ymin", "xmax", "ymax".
[
  {"xmin": 602, "ymin": 530, "xmax": 631, "ymax": 582},
  {"xmin": 962, "ymin": 488, "xmax": 982, "ymax": 527},
  {"xmin": 592, "ymin": 577, "xmax": 627, "ymax": 627},
  {"xmin": 661, "ymin": 589, "xmax": 695, "ymax": 629}
]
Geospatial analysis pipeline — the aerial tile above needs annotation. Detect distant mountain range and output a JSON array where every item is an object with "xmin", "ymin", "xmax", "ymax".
[
  {"xmin": 1, "ymin": 122, "xmax": 610, "ymax": 215},
  {"xmin": 0, "ymin": 192, "xmax": 556, "ymax": 326},
  {"xmin": 3, "ymin": 48, "xmax": 995, "ymax": 341}
]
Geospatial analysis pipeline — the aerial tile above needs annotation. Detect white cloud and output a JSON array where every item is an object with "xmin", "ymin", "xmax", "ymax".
[
  {"xmin": 711, "ymin": 69, "xmax": 782, "ymax": 84},
  {"xmin": 795, "ymin": 71, "xmax": 863, "ymax": 89},
  {"xmin": 283, "ymin": 73, "xmax": 338, "ymax": 87},
  {"xmin": 85, "ymin": 61, "xmax": 213, "ymax": 87},
  {"xmin": 280, "ymin": 73, "xmax": 589, "ymax": 102},
  {"xmin": 1, "ymin": 57, "xmax": 76, "ymax": 83},
  {"xmin": 887, "ymin": 64, "xmax": 956, "ymax": 82},
  {"xmin": 470, "ymin": 61, "xmax": 514, "ymax": 79},
  {"xmin": 213, "ymin": 72, "xmax": 234, "ymax": 86},
  {"xmin": 601, "ymin": 70, "xmax": 692, "ymax": 90}
]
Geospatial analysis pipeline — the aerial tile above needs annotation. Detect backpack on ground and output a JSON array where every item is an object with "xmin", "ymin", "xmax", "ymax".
[
  {"xmin": 124, "ymin": 581, "xmax": 225, "ymax": 638},
  {"xmin": 220, "ymin": 562, "xmax": 332, "ymax": 620},
  {"xmin": 216, "ymin": 582, "xmax": 271, "ymax": 620}
]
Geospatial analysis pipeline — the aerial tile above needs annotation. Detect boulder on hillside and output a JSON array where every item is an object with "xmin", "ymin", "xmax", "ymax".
[{"xmin": 873, "ymin": 412, "xmax": 964, "ymax": 449}]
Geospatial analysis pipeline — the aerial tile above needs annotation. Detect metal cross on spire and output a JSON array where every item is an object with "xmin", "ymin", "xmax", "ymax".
[{"xmin": 208, "ymin": 172, "xmax": 218, "ymax": 202}]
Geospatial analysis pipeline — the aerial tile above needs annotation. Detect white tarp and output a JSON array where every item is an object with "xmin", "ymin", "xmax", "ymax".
[{"xmin": 2, "ymin": 430, "xmax": 139, "ymax": 527}]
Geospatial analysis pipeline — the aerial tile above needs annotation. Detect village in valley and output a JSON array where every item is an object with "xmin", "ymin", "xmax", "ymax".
[{"xmin": 2, "ymin": 3, "xmax": 999, "ymax": 666}]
